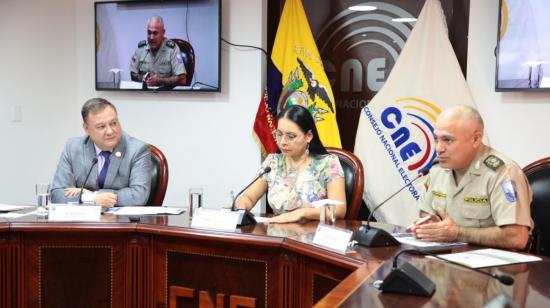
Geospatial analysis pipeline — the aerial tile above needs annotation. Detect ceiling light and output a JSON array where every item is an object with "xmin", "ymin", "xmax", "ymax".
[
  {"xmin": 349, "ymin": 5, "xmax": 377, "ymax": 11},
  {"xmin": 392, "ymin": 17, "xmax": 417, "ymax": 23}
]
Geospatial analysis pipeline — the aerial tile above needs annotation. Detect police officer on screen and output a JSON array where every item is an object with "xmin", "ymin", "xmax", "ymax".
[
  {"xmin": 408, "ymin": 105, "xmax": 532, "ymax": 250},
  {"xmin": 130, "ymin": 16, "xmax": 187, "ymax": 88}
]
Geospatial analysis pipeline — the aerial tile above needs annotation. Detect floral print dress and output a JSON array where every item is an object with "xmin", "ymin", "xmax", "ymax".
[{"xmin": 260, "ymin": 153, "xmax": 344, "ymax": 215}]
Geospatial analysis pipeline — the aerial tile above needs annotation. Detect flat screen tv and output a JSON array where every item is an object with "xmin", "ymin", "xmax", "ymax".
[
  {"xmin": 95, "ymin": 0, "xmax": 221, "ymax": 92},
  {"xmin": 496, "ymin": 0, "xmax": 550, "ymax": 91}
]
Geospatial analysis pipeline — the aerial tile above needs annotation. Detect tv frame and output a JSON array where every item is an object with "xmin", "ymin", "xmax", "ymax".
[
  {"xmin": 495, "ymin": 0, "xmax": 550, "ymax": 92},
  {"xmin": 94, "ymin": 0, "xmax": 222, "ymax": 92}
]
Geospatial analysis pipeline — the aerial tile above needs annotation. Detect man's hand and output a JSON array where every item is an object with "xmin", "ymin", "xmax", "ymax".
[
  {"xmin": 64, "ymin": 187, "xmax": 90, "ymax": 197},
  {"xmin": 414, "ymin": 208, "xmax": 459, "ymax": 242},
  {"xmin": 95, "ymin": 192, "xmax": 117, "ymax": 209},
  {"xmin": 144, "ymin": 72, "xmax": 160, "ymax": 86}
]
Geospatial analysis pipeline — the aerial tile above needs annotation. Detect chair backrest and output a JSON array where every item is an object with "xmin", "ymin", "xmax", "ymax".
[
  {"xmin": 147, "ymin": 144, "xmax": 169, "ymax": 206},
  {"xmin": 170, "ymin": 38, "xmax": 195, "ymax": 86},
  {"xmin": 326, "ymin": 147, "xmax": 364, "ymax": 220},
  {"xmin": 523, "ymin": 157, "xmax": 550, "ymax": 256}
]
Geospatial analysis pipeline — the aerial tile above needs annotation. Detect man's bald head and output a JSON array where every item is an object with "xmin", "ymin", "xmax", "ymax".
[
  {"xmin": 437, "ymin": 105, "xmax": 484, "ymax": 134},
  {"xmin": 434, "ymin": 105, "xmax": 485, "ymax": 171}
]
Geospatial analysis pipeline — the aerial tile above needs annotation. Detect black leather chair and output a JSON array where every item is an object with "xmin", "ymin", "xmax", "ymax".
[
  {"xmin": 146, "ymin": 145, "xmax": 169, "ymax": 206},
  {"xmin": 523, "ymin": 157, "xmax": 550, "ymax": 256},
  {"xmin": 326, "ymin": 147, "xmax": 364, "ymax": 220},
  {"xmin": 171, "ymin": 38, "xmax": 195, "ymax": 86}
]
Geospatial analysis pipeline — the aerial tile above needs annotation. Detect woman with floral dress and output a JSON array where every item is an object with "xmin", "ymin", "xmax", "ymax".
[{"xmin": 236, "ymin": 104, "xmax": 346, "ymax": 223}]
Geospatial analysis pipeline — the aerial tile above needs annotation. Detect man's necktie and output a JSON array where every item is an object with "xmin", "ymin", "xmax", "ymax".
[{"xmin": 97, "ymin": 151, "xmax": 111, "ymax": 189}]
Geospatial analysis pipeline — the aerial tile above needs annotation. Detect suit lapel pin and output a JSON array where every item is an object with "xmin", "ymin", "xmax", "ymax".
[{"xmin": 115, "ymin": 151, "xmax": 122, "ymax": 158}]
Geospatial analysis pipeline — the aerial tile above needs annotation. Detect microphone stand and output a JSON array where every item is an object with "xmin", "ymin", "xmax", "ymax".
[
  {"xmin": 231, "ymin": 167, "xmax": 271, "ymax": 226},
  {"xmin": 78, "ymin": 158, "xmax": 98, "ymax": 204},
  {"xmin": 378, "ymin": 248, "xmax": 514, "ymax": 297},
  {"xmin": 393, "ymin": 249, "xmax": 514, "ymax": 286},
  {"xmin": 353, "ymin": 165, "xmax": 433, "ymax": 247}
]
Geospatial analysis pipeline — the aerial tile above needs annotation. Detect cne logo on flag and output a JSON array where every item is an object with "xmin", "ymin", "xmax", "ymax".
[{"xmin": 361, "ymin": 97, "xmax": 440, "ymax": 200}]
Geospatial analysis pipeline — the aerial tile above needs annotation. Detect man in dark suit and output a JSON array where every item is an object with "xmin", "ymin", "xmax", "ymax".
[{"xmin": 51, "ymin": 98, "xmax": 152, "ymax": 208}]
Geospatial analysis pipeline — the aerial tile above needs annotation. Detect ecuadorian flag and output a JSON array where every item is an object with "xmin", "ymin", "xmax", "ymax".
[{"xmin": 254, "ymin": 0, "xmax": 341, "ymax": 152}]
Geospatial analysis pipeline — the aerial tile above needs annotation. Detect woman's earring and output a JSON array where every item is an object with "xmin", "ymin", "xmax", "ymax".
[{"xmin": 306, "ymin": 142, "xmax": 310, "ymax": 155}]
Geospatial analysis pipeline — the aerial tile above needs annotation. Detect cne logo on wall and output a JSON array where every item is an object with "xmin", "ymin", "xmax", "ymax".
[
  {"xmin": 316, "ymin": 2, "xmax": 416, "ymax": 102},
  {"xmin": 362, "ymin": 97, "xmax": 440, "ymax": 200}
]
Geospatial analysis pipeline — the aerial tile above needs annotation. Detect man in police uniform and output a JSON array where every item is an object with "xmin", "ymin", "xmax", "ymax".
[
  {"xmin": 130, "ymin": 16, "xmax": 187, "ymax": 87},
  {"xmin": 409, "ymin": 105, "xmax": 532, "ymax": 250}
]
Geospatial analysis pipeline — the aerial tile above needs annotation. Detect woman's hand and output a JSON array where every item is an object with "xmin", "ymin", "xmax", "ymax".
[{"xmin": 267, "ymin": 208, "xmax": 305, "ymax": 224}]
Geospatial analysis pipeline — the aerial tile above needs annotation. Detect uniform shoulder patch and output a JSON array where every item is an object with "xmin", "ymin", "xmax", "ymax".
[
  {"xmin": 483, "ymin": 155, "xmax": 504, "ymax": 171},
  {"xmin": 138, "ymin": 40, "xmax": 147, "ymax": 48},
  {"xmin": 166, "ymin": 40, "xmax": 175, "ymax": 48}
]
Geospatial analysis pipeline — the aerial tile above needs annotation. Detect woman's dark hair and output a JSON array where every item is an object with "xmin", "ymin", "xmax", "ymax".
[{"xmin": 277, "ymin": 104, "xmax": 329, "ymax": 156}]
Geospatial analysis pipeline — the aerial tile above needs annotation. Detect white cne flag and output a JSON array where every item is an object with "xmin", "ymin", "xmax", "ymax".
[{"xmin": 354, "ymin": 0, "xmax": 477, "ymax": 226}]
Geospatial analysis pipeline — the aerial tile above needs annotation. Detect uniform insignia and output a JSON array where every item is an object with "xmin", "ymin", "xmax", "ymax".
[
  {"xmin": 176, "ymin": 52, "xmax": 184, "ymax": 64},
  {"xmin": 432, "ymin": 190, "xmax": 446, "ymax": 198},
  {"xmin": 483, "ymin": 155, "xmax": 504, "ymax": 171},
  {"xmin": 166, "ymin": 40, "xmax": 175, "ymax": 48},
  {"xmin": 464, "ymin": 197, "xmax": 489, "ymax": 204},
  {"xmin": 501, "ymin": 180, "xmax": 517, "ymax": 202},
  {"xmin": 138, "ymin": 40, "xmax": 147, "ymax": 48}
]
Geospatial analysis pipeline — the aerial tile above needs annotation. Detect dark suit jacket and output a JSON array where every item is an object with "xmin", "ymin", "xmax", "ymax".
[{"xmin": 51, "ymin": 132, "xmax": 152, "ymax": 206}]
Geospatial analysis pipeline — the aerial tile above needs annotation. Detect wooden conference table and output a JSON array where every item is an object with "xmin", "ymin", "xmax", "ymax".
[{"xmin": 0, "ymin": 211, "xmax": 549, "ymax": 308}]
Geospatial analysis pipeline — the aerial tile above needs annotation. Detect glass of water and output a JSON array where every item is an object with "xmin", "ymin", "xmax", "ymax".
[
  {"xmin": 188, "ymin": 188, "xmax": 203, "ymax": 218},
  {"xmin": 36, "ymin": 183, "xmax": 50, "ymax": 216},
  {"xmin": 320, "ymin": 203, "xmax": 336, "ymax": 225}
]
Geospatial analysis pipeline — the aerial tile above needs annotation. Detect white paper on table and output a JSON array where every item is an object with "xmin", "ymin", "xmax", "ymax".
[
  {"xmin": 0, "ymin": 204, "xmax": 34, "ymax": 212},
  {"xmin": 107, "ymin": 206, "xmax": 185, "ymax": 215},
  {"xmin": 311, "ymin": 199, "xmax": 344, "ymax": 208},
  {"xmin": 119, "ymin": 80, "xmax": 144, "ymax": 89},
  {"xmin": 431, "ymin": 248, "xmax": 542, "ymax": 268},
  {"xmin": 392, "ymin": 232, "xmax": 467, "ymax": 248},
  {"xmin": 0, "ymin": 212, "xmax": 30, "ymax": 218}
]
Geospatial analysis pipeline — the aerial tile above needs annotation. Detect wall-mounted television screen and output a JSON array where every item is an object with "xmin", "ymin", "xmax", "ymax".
[
  {"xmin": 496, "ymin": 0, "xmax": 550, "ymax": 91},
  {"xmin": 95, "ymin": 0, "xmax": 221, "ymax": 92}
]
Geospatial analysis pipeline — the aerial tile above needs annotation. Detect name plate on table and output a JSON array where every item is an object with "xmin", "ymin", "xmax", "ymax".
[
  {"xmin": 48, "ymin": 205, "xmax": 101, "ymax": 221},
  {"xmin": 190, "ymin": 208, "xmax": 241, "ymax": 231},
  {"xmin": 312, "ymin": 224, "xmax": 353, "ymax": 253}
]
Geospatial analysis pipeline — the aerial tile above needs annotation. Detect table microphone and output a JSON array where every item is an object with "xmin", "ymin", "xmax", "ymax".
[
  {"xmin": 378, "ymin": 248, "xmax": 514, "ymax": 297},
  {"xmin": 353, "ymin": 160, "xmax": 438, "ymax": 247},
  {"xmin": 394, "ymin": 249, "xmax": 514, "ymax": 285},
  {"xmin": 231, "ymin": 166, "xmax": 271, "ymax": 226},
  {"xmin": 78, "ymin": 158, "xmax": 98, "ymax": 204}
]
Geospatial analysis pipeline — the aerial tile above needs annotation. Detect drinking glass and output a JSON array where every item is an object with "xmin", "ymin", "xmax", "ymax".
[
  {"xmin": 320, "ymin": 203, "xmax": 336, "ymax": 225},
  {"xmin": 188, "ymin": 188, "xmax": 203, "ymax": 218},
  {"xmin": 36, "ymin": 183, "xmax": 51, "ymax": 216}
]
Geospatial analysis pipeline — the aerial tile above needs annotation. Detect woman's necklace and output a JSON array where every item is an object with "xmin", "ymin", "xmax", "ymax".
[{"xmin": 287, "ymin": 154, "xmax": 309, "ymax": 175}]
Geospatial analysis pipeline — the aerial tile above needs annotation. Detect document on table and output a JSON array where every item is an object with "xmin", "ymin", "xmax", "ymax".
[
  {"xmin": 0, "ymin": 204, "xmax": 34, "ymax": 212},
  {"xmin": 106, "ymin": 206, "xmax": 185, "ymax": 215},
  {"xmin": 432, "ymin": 248, "xmax": 542, "ymax": 268},
  {"xmin": 0, "ymin": 212, "xmax": 30, "ymax": 218},
  {"xmin": 391, "ymin": 232, "xmax": 467, "ymax": 248}
]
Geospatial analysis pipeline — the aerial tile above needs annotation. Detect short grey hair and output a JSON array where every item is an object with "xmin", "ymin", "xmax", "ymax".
[
  {"xmin": 147, "ymin": 15, "xmax": 165, "ymax": 28},
  {"xmin": 441, "ymin": 104, "xmax": 484, "ymax": 130},
  {"xmin": 81, "ymin": 98, "xmax": 117, "ymax": 122}
]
